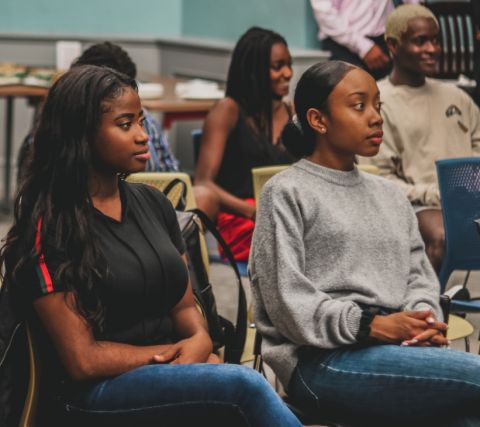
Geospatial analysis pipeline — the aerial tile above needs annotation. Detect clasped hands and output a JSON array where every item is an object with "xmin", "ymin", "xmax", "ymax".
[
  {"xmin": 151, "ymin": 331, "xmax": 220, "ymax": 365},
  {"xmin": 370, "ymin": 310, "xmax": 449, "ymax": 347}
]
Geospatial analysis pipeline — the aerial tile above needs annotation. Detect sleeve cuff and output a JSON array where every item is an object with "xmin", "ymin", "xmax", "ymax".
[
  {"xmin": 345, "ymin": 303, "xmax": 363, "ymax": 339},
  {"xmin": 357, "ymin": 38, "xmax": 375, "ymax": 59}
]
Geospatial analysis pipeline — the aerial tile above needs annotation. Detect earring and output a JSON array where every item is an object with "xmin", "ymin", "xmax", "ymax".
[{"xmin": 320, "ymin": 127, "xmax": 327, "ymax": 134}]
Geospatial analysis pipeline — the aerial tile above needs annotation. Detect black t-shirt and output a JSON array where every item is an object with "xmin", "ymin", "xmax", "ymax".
[
  {"xmin": 11, "ymin": 181, "xmax": 188, "ymax": 345},
  {"xmin": 215, "ymin": 105, "xmax": 294, "ymax": 199}
]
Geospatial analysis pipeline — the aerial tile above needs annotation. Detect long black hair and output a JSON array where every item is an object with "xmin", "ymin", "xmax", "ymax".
[
  {"xmin": 282, "ymin": 61, "xmax": 356, "ymax": 158},
  {"xmin": 226, "ymin": 26, "xmax": 288, "ymax": 141},
  {"xmin": 0, "ymin": 65, "xmax": 137, "ymax": 333}
]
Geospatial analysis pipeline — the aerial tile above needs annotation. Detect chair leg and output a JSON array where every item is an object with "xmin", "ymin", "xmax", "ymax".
[
  {"xmin": 274, "ymin": 375, "xmax": 281, "ymax": 393},
  {"xmin": 465, "ymin": 336, "xmax": 470, "ymax": 352},
  {"xmin": 462, "ymin": 270, "xmax": 471, "ymax": 287},
  {"xmin": 477, "ymin": 328, "xmax": 480, "ymax": 355},
  {"xmin": 253, "ymin": 353, "xmax": 263, "ymax": 372}
]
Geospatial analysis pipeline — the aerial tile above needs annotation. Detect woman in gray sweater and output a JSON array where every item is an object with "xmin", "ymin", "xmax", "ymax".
[{"xmin": 249, "ymin": 61, "xmax": 480, "ymax": 426}]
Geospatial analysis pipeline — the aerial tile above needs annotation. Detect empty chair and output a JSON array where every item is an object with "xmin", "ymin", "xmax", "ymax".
[{"xmin": 436, "ymin": 157, "xmax": 480, "ymax": 316}]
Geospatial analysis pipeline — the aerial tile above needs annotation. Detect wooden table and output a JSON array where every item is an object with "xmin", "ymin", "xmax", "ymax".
[
  {"xmin": 140, "ymin": 76, "xmax": 218, "ymax": 129},
  {"xmin": 0, "ymin": 84, "xmax": 48, "ymax": 212}
]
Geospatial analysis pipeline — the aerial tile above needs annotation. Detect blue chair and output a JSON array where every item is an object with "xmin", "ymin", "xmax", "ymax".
[{"xmin": 436, "ymin": 157, "xmax": 480, "ymax": 314}]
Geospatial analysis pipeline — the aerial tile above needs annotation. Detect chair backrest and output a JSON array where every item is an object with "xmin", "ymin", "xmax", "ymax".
[
  {"xmin": 251, "ymin": 163, "xmax": 380, "ymax": 205},
  {"xmin": 357, "ymin": 164, "xmax": 380, "ymax": 175},
  {"xmin": 426, "ymin": 1, "xmax": 476, "ymax": 79},
  {"xmin": 126, "ymin": 172, "xmax": 208, "ymax": 272},
  {"xmin": 19, "ymin": 323, "xmax": 39, "ymax": 427},
  {"xmin": 436, "ymin": 157, "xmax": 480, "ymax": 289},
  {"xmin": 127, "ymin": 172, "xmax": 197, "ymax": 211},
  {"xmin": 251, "ymin": 165, "xmax": 289, "ymax": 205}
]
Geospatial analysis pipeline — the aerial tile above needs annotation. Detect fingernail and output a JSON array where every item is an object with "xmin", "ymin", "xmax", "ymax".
[
  {"xmin": 401, "ymin": 341, "xmax": 409, "ymax": 346},
  {"xmin": 410, "ymin": 339, "xmax": 418, "ymax": 344},
  {"xmin": 426, "ymin": 317, "xmax": 435, "ymax": 323}
]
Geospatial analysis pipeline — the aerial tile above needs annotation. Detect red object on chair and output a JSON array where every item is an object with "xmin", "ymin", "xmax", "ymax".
[{"xmin": 216, "ymin": 198, "xmax": 256, "ymax": 262}]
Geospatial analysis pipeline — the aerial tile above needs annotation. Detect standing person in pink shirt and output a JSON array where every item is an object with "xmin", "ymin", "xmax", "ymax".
[{"xmin": 310, "ymin": 0, "xmax": 419, "ymax": 79}]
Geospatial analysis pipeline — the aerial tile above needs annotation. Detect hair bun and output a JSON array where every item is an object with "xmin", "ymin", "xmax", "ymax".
[{"xmin": 282, "ymin": 120, "xmax": 312, "ymax": 158}]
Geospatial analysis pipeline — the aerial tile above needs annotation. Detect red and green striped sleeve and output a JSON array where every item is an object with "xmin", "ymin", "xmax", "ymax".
[{"xmin": 34, "ymin": 218, "xmax": 55, "ymax": 295}]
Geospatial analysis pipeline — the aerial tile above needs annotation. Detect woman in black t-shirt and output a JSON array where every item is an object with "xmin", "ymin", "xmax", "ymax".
[{"xmin": 0, "ymin": 65, "xmax": 301, "ymax": 427}]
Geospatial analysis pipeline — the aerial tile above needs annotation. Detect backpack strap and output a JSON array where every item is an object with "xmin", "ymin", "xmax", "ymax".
[
  {"xmin": 162, "ymin": 178, "xmax": 187, "ymax": 211},
  {"xmin": 126, "ymin": 182, "xmax": 247, "ymax": 363},
  {"xmin": 189, "ymin": 208, "xmax": 247, "ymax": 364}
]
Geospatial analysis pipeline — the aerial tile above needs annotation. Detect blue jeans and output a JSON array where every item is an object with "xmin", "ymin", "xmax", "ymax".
[
  {"xmin": 288, "ymin": 345, "xmax": 480, "ymax": 427},
  {"xmin": 63, "ymin": 363, "xmax": 301, "ymax": 427}
]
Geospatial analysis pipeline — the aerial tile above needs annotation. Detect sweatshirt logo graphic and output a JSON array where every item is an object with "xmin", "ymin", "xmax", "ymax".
[
  {"xmin": 445, "ymin": 104, "xmax": 461, "ymax": 117},
  {"xmin": 445, "ymin": 104, "xmax": 468, "ymax": 133}
]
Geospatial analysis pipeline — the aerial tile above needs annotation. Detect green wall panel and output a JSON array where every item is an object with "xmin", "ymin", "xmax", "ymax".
[
  {"xmin": 0, "ymin": 0, "xmax": 182, "ymax": 37},
  {"xmin": 182, "ymin": 0, "xmax": 317, "ymax": 49}
]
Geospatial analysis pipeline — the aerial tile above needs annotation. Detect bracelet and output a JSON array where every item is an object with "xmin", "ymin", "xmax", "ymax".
[{"xmin": 356, "ymin": 307, "xmax": 381, "ymax": 344}]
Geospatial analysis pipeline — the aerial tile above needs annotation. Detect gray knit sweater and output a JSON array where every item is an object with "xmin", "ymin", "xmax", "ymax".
[{"xmin": 249, "ymin": 159, "xmax": 442, "ymax": 388}]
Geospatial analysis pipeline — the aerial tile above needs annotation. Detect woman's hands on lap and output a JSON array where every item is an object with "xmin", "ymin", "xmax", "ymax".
[
  {"xmin": 152, "ymin": 331, "xmax": 217, "ymax": 364},
  {"xmin": 153, "ymin": 254, "xmax": 220, "ymax": 365},
  {"xmin": 369, "ymin": 310, "xmax": 449, "ymax": 347}
]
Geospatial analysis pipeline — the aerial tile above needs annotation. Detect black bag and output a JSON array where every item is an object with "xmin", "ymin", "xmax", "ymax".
[
  {"xmin": 162, "ymin": 179, "xmax": 247, "ymax": 363},
  {"xmin": 162, "ymin": 178, "xmax": 187, "ymax": 211},
  {"xmin": 176, "ymin": 209, "xmax": 247, "ymax": 364}
]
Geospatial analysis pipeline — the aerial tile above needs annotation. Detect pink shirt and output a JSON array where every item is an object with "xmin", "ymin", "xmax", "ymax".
[{"xmin": 310, "ymin": 0, "xmax": 419, "ymax": 58}]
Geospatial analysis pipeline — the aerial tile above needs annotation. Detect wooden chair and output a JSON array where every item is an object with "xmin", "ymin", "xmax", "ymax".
[
  {"xmin": 251, "ymin": 165, "xmax": 289, "ymax": 206},
  {"xmin": 251, "ymin": 163, "xmax": 380, "ymax": 206},
  {"xmin": 426, "ymin": 1, "xmax": 477, "ymax": 79},
  {"xmin": 19, "ymin": 324, "xmax": 39, "ymax": 427},
  {"xmin": 126, "ymin": 172, "xmax": 209, "ymax": 274},
  {"xmin": 127, "ymin": 172, "xmax": 249, "ymax": 362},
  {"xmin": 126, "ymin": 172, "xmax": 197, "ymax": 210}
]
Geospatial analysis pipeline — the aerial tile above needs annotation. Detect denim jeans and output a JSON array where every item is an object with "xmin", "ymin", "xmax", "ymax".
[
  {"xmin": 288, "ymin": 345, "xmax": 480, "ymax": 427},
  {"xmin": 63, "ymin": 363, "xmax": 302, "ymax": 427}
]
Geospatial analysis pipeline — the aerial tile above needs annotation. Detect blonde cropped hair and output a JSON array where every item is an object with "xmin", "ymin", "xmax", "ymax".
[{"xmin": 385, "ymin": 4, "xmax": 438, "ymax": 41}]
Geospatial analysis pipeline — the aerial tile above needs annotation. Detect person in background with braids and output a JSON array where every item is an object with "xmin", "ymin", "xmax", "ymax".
[{"xmin": 194, "ymin": 27, "xmax": 294, "ymax": 262}]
